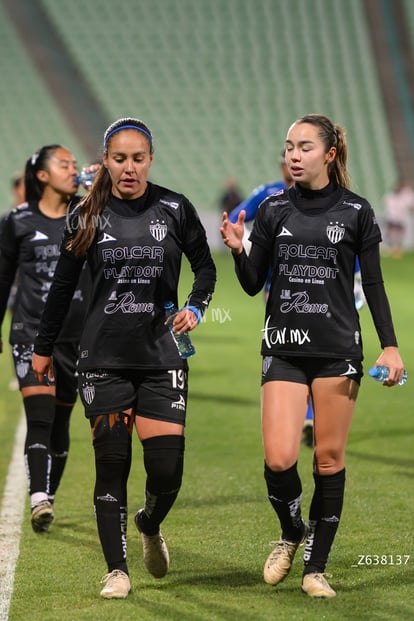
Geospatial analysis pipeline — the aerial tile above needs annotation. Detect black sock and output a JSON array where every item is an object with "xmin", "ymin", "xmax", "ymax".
[
  {"xmin": 49, "ymin": 403, "xmax": 73, "ymax": 498},
  {"xmin": 95, "ymin": 490, "xmax": 129, "ymax": 575},
  {"xmin": 139, "ymin": 435, "xmax": 185, "ymax": 536},
  {"xmin": 264, "ymin": 462, "xmax": 304, "ymax": 541},
  {"xmin": 93, "ymin": 416, "xmax": 132, "ymax": 573},
  {"xmin": 303, "ymin": 468, "xmax": 346, "ymax": 575},
  {"xmin": 23, "ymin": 394, "xmax": 55, "ymax": 496}
]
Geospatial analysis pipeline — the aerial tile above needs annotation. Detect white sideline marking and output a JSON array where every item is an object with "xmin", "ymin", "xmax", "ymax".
[{"xmin": 0, "ymin": 414, "xmax": 27, "ymax": 621}]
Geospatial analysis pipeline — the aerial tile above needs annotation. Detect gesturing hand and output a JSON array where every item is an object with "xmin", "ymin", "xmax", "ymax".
[{"xmin": 220, "ymin": 210, "xmax": 245, "ymax": 254}]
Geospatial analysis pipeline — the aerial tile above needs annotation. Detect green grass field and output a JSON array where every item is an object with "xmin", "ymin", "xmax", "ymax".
[{"xmin": 1, "ymin": 252, "xmax": 413, "ymax": 621}]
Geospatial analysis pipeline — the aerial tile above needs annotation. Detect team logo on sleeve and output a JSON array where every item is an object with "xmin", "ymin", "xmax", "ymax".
[
  {"xmin": 149, "ymin": 219, "xmax": 167, "ymax": 241},
  {"xmin": 326, "ymin": 222, "xmax": 345, "ymax": 244}
]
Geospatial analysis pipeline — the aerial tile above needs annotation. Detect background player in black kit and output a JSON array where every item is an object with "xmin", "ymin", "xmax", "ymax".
[
  {"xmin": 32, "ymin": 118, "xmax": 216, "ymax": 599},
  {"xmin": 0, "ymin": 144, "xmax": 89, "ymax": 533},
  {"xmin": 221, "ymin": 114, "xmax": 404, "ymax": 598}
]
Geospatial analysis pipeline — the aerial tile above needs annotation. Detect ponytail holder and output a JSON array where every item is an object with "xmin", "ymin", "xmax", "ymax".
[{"xmin": 183, "ymin": 305, "xmax": 201, "ymax": 325}]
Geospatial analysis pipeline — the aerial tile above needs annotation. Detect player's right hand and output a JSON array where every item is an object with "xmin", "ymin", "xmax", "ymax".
[{"xmin": 220, "ymin": 210, "xmax": 245, "ymax": 254}]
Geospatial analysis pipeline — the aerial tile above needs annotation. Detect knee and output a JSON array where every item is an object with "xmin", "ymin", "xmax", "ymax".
[
  {"xmin": 313, "ymin": 447, "xmax": 344, "ymax": 475},
  {"xmin": 93, "ymin": 436, "xmax": 131, "ymax": 465},
  {"xmin": 92, "ymin": 414, "xmax": 132, "ymax": 463},
  {"xmin": 265, "ymin": 449, "xmax": 297, "ymax": 472},
  {"xmin": 143, "ymin": 435, "xmax": 185, "ymax": 491},
  {"xmin": 23, "ymin": 395, "xmax": 55, "ymax": 445},
  {"xmin": 23, "ymin": 394, "xmax": 55, "ymax": 424}
]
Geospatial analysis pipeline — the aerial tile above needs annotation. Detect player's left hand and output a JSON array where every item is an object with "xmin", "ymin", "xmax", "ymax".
[
  {"xmin": 165, "ymin": 308, "xmax": 198, "ymax": 334},
  {"xmin": 375, "ymin": 346, "xmax": 405, "ymax": 386},
  {"xmin": 32, "ymin": 353, "xmax": 55, "ymax": 385}
]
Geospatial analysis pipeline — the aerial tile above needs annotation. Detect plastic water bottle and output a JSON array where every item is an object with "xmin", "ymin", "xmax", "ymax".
[
  {"xmin": 368, "ymin": 366, "xmax": 407, "ymax": 385},
  {"xmin": 76, "ymin": 169, "xmax": 96, "ymax": 189},
  {"xmin": 164, "ymin": 301, "xmax": 196, "ymax": 359}
]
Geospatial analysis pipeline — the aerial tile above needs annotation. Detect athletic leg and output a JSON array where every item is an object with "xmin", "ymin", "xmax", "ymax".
[
  {"xmin": 48, "ymin": 401, "xmax": 74, "ymax": 501},
  {"xmin": 134, "ymin": 418, "xmax": 184, "ymax": 578},
  {"xmin": 78, "ymin": 367, "xmax": 139, "ymax": 599},
  {"xmin": 22, "ymin": 388, "xmax": 56, "ymax": 532},
  {"xmin": 91, "ymin": 411, "xmax": 133, "ymax": 576},
  {"xmin": 261, "ymin": 379, "xmax": 309, "ymax": 585},
  {"xmin": 302, "ymin": 376, "xmax": 358, "ymax": 597},
  {"xmin": 49, "ymin": 341, "xmax": 79, "ymax": 501},
  {"xmin": 136, "ymin": 428, "xmax": 185, "ymax": 534},
  {"xmin": 133, "ymin": 368, "xmax": 187, "ymax": 578}
]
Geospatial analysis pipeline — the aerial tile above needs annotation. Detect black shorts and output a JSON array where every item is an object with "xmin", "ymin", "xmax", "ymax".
[
  {"xmin": 78, "ymin": 368, "xmax": 188, "ymax": 425},
  {"xmin": 261, "ymin": 355, "xmax": 363, "ymax": 386},
  {"xmin": 12, "ymin": 341, "xmax": 79, "ymax": 402}
]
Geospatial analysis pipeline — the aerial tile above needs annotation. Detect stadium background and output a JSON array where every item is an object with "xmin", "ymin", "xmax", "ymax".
[
  {"xmin": 1, "ymin": 0, "xmax": 414, "ymax": 249},
  {"xmin": 1, "ymin": 2, "xmax": 413, "ymax": 618}
]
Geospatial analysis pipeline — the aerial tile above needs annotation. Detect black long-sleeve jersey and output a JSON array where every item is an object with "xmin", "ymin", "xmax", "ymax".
[
  {"xmin": 0, "ymin": 200, "xmax": 90, "ymax": 345},
  {"xmin": 34, "ymin": 183, "xmax": 216, "ymax": 370},
  {"xmin": 234, "ymin": 185, "xmax": 397, "ymax": 360}
]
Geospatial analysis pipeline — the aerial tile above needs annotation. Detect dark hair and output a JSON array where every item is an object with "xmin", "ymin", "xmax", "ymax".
[
  {"xmin": 295, "ymin": 114, "xmax": 350, "ymax": 189},
  {"xmin": 24, "ymin": 144, "xmax": 62, "ymax": 202},
  {"xmin": 68, "ymin": 118, "xmax": 154, "ymax": 256}
]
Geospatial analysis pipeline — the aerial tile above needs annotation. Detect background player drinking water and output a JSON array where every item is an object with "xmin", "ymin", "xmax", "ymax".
[{"xmin": 0, "ymin": 144, "xmax": 89, "ymax": 533}]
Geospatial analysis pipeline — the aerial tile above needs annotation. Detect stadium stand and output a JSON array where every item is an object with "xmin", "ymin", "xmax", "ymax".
[
  {"xmin": 0, "ymin": 0, "xmax": 406, "ymax": 233},
  {"xmin": 0, "ymin": 3, "xmax": 88, "ymax": 210},
  {"xmin": 404, "ymin": 0, "xmax": 414, "ymax": 41},
  {"xmin": 38, "ymin": 0, "xmax": 398, "ymax": 212}
]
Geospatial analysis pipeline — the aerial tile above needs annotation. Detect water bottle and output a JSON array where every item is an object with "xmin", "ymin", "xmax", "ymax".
[
  {"xmin": 76, "ymin": 169, "xmax": 96, "ymax": 189},
  {"xmin": 368, "ymin": 366, "xmax": 407, "ymax": 385},
  {"xmin": 164, "ymin": 301, "xmax": 196, "ymax": 359}
]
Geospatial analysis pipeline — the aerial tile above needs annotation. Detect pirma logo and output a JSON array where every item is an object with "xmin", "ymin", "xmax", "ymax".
[
  {"xmin": 171, "ymin": 395, "xmax": 186, "ymax": 410},
  {"xmin": 97, "ymin": 232, "xmax": 117, "ymax": 244},
  {"xmin": 31, "ymin": 231, "xmax": 48, "ymax": 241}
]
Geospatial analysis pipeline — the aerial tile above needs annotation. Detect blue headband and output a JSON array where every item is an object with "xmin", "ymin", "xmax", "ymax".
[{"xmin": 104, "ymin": 125, "xmax": 152, "ymax": 148}]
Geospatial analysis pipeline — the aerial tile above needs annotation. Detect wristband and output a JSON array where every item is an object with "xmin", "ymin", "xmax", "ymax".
[{"xmin": 183, "ymin": 305, "xmax": 201, "ymax": 325}]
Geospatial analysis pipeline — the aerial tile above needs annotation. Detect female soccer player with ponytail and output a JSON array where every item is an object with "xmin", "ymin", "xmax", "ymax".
[
  {"xmin": 0, "ymin": 145, "xmax": 89, "ymax": 532},
  {"xmin": 32, "ymin": 118, "xmax": 216, "ymax": 599},
  {"xmin": 221, "ymin": 113, "xmax": 404, "ymax": 598}
]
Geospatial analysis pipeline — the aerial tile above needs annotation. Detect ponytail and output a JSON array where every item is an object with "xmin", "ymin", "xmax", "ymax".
[{"xmin": 296, "ymin": 114, "xmax": 350, "ymax": 189}]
